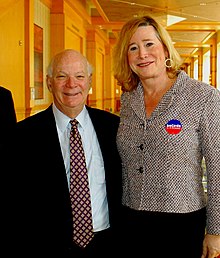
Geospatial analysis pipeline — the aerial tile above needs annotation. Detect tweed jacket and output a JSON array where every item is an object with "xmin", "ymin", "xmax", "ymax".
[
  {"xmin": 117, "ymin": 71, "xmax": 220, "ymax": 235},
  {"xmin": 11, "ymin": 105, "xmax": 122, "ymax": 256}
]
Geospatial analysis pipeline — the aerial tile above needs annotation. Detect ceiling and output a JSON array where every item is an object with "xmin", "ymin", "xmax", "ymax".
[
  {"xmin": 87, "ymin": 0, "xmax": 220, "ymax": 64},
  {"xmin": 1, "ymin": 0, "xmax": 219, "ymax": 64}
]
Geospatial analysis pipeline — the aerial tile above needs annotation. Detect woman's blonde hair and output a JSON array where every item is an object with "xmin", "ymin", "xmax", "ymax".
[{"xmin": 113, "ymin": 15, "xmax": 183, "ymax": 92}]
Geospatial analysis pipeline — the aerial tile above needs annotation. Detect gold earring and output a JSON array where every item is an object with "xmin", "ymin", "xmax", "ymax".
[{"xmin": 165, "ymin": 58, "xmax": 173, "ymax": 68}]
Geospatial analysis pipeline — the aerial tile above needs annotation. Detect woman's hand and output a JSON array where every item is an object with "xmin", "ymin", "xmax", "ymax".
[{"xmin": 201, "ymin": 234, "xmax": 220, "ymax": 258}]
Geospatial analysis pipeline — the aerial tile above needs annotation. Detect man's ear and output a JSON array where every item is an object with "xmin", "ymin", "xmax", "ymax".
[
  {"xmin": 46, "ymin": 75, "xmax": 52, "ymax": 92},
  {"xmin": 88, "ymin": 74, "xmax": 92, "ymax": 87}
]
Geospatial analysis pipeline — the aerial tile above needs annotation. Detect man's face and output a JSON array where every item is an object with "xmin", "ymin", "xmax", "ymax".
[{"xmin": 47, "ymin": 51, "xmax": 91, "ymax": 117}]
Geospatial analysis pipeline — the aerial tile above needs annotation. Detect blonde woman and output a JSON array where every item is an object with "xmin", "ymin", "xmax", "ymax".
[{"xmin": 113, "ymin": 15, "xmax": 220, "ymax": 258}]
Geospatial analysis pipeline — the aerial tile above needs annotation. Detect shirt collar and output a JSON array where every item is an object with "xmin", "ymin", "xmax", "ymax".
[
  {"xmin": 52, "ymin": 103, "xmax": 88, "ymax": 132},
  {"xmin": 75, "ymin": 106, "xmax": 88, "ymax": 132}
]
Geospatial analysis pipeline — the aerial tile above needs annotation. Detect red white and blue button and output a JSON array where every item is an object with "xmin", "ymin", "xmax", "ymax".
[{"xmin": 165, "ymin": 119, "xmax": 182, "ymax": 135}]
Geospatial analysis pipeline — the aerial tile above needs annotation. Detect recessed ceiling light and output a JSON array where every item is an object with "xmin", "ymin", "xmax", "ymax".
[{"xmin": 167, "ymin": 15, "xmax": 186, "ymax": 26}]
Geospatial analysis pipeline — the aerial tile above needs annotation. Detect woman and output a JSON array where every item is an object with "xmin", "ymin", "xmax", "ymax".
[{"xmin": 113, "ymin": 15, "xmax": 220, "ymax": 258}]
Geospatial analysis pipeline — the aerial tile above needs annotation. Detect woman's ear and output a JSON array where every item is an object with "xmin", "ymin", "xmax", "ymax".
[{"xmin": 164, "ymin": 48, "xmax": 169, "ymax": 59}]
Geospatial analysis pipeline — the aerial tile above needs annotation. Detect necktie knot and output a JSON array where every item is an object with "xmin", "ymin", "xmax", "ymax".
[
  {"xmin": 70, "ymin": 119, "xmax": 79, "ymax": 138},
  {"xmin": 70, "ymin": 119, "xmax": 78, "ymax": 129}
]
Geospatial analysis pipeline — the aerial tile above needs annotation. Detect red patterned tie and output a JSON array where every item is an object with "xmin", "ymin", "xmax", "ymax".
[{"xmin": 69, "ymin": 119, "xmax": 94, "ymax": 248}]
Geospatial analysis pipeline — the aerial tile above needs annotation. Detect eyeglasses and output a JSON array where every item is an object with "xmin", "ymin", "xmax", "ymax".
[{"xmin": 53, "ymin": 72, "xmax": 86, "ymax": 82}]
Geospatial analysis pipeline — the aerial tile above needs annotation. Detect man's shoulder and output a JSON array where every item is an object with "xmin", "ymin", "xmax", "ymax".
[
  {"xmin": 86, "ymin": 105, "xmax": 119, "ymax": 120},
  {"xmin": 17, "ymin": 105, "xmax": 53, "ymax": 127},
  {"xmin": 0, "ymin": 86, "xmax": 12, "ymax": 99}
]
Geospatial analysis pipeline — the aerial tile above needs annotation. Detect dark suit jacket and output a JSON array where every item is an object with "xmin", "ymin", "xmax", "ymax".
[
  {"xmin": 12, "ymin": 105, "xmax": 122, "ymax": 256},
  {"xmin": 0, "ymin": 86, "xmax": 16, "ymax": 144},
  {"xmin": 0, "ymin": 86, "xmax": 17, "ymax": 254}
]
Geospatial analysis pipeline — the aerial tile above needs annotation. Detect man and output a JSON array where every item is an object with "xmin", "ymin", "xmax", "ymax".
[
  {"xmin": 0, "ymin": 86, "xmax": 17, "ymax": 254},
  {"xmin": 0, "ymin": 86, "xmax": 17, "ymax": 144},
  {"xmin": 13, "ymin": 49, "xmax": 122, "ymax": 257}
]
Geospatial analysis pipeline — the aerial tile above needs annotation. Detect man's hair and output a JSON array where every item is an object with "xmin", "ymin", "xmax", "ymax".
[{"xmin": 47, "ymin": 49, "xmax": 93, "ymax": 77}]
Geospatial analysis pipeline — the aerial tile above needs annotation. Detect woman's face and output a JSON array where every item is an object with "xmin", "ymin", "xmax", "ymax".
[{"xmin": 128, "ymin": 25, "xmax": 168, "ymax": 80}]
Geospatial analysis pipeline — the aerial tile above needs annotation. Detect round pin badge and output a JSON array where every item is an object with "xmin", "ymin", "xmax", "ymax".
[{"xmin": 165, "ymin": 119, "xmax": 182, "ymax": 135}]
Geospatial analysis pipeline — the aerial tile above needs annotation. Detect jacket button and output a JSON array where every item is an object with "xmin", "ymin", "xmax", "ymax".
[
  {"xmin": 138, "ymin": 144, "xmax": 144, "ymax": 150},
  {"xmin": 137, "ymin": 167, "xmax": 143, "ymax": 173}
]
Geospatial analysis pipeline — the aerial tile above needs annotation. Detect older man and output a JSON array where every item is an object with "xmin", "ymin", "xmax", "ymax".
[{"xmin": 13, "ymin": 49, "xmax": 123, "ymax": 257}]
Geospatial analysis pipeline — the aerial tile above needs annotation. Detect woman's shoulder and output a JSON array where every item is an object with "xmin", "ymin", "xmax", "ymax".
[{"xmin": 178, "ymin": 71, "xmax": 220, "ymax": 100}]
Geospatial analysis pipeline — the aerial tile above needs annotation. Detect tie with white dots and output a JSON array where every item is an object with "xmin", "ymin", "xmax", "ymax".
[{"xmin": 69, "ymin": 119, "xmax": 94, "ymax": 248}]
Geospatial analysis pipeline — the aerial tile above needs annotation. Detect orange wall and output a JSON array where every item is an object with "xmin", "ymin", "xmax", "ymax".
[
  {"xmin": 0, "ymin": 0, "xmax": 119, "ymax": 121},
  {"xmin": 0, "ymin": 0, "xmax": 25, "ymax": 121}
]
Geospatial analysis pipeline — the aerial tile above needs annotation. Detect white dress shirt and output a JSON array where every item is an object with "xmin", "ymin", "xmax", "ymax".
[{"xmin": 52, "ymin": 104, "xmax": 109, "ymax": 232}]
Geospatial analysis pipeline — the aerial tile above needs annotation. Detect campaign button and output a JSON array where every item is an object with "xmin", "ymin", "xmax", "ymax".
[{"xmin": 165, "ymin": 119, "xmax": 182, "ymax": 134}]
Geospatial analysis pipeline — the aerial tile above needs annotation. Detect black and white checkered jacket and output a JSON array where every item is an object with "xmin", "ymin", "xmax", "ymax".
[{"xmin": 117, "ymin": 70, "xmax": 220, "ymax": 235}]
